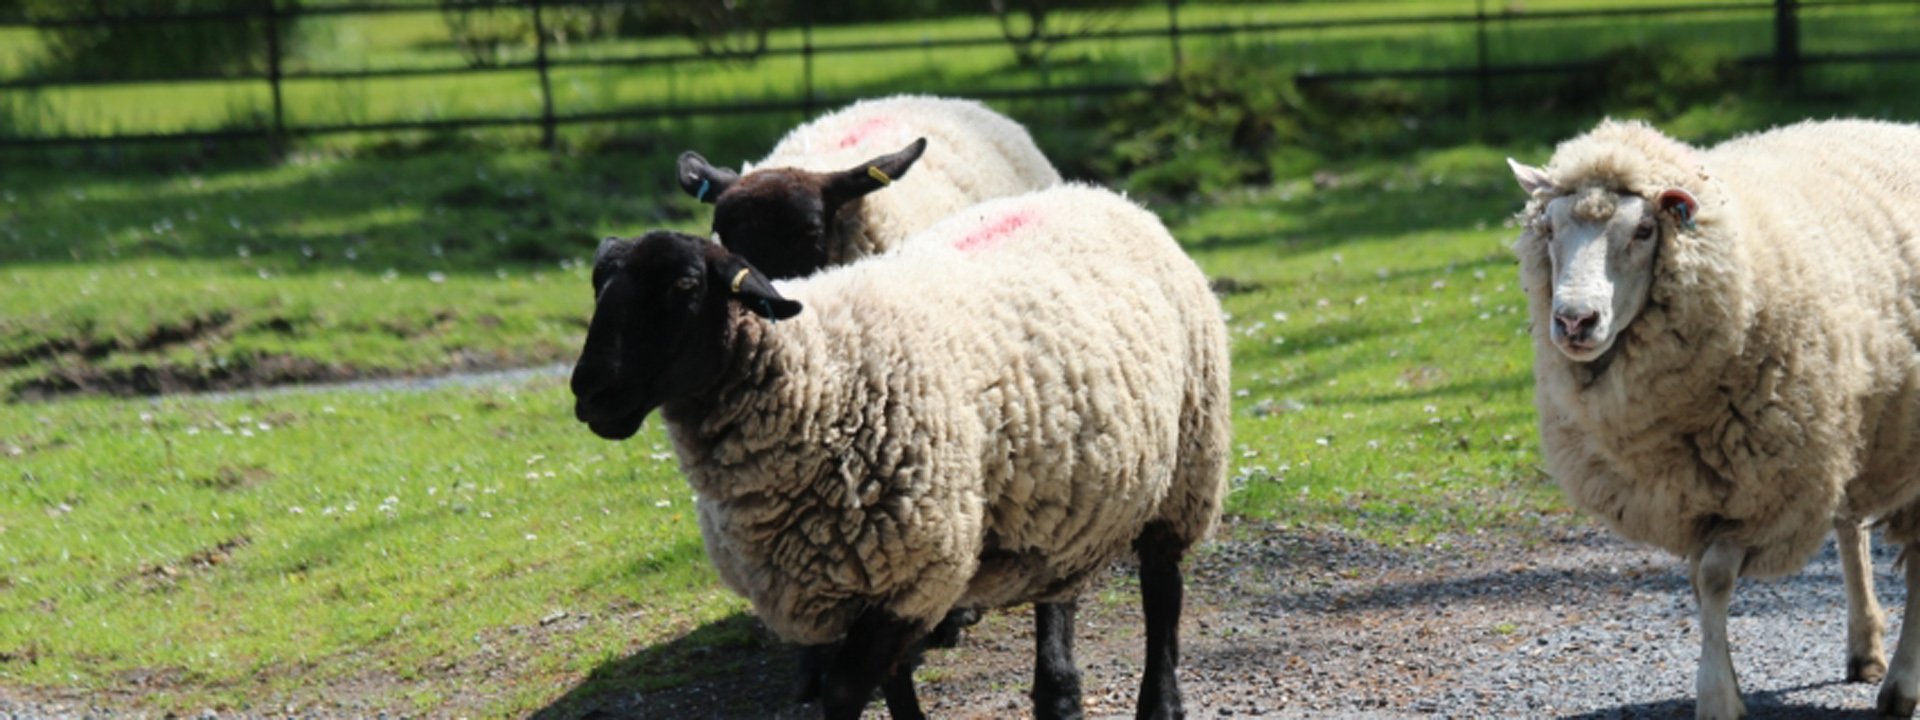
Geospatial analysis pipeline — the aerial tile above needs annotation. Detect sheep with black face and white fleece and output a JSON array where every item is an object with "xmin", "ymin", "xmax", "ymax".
[
  {"xmin": 1509, "ymin": 118, "xmax": 1920, "ymax": 719},
  {"xmin": 675, "ymin": 94, "xmax": 1062, "ymax": 280},
  {"xmin": 570, "ymin": 184, "xmax": 1230, "ymax": 720}
]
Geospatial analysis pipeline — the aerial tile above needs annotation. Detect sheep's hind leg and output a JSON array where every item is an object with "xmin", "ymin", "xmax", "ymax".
[
  {"xmin": 794, "ymin": 643, "xmax": 830, "ymax": 702},
  {"xmin": 1135, "ymin": 521, "xmax": 1187, "ymax": 720},
  {"xmin": 1031, "ymin": 600, "xmax": 1086, "ymax": 720},
  {"xmin": 1878, "ymin": 541, "xmax": 1920, "ymax": 717},
  {"xmin": 1691, "ymin": 536, "xmax": 1747, "ymax": 720},
  {"xmin": 1837, "ymin": 517, "xmax": 1889, "ymax": 682},
  {"xmin": 822, "ymin": 607, "xmax": 928, "ymax": 720}
]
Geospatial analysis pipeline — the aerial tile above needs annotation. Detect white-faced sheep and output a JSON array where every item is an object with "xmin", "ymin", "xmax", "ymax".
[
  {"xmin": 1509, "ymin": 118, "xmax": 1920, "ymax": 719},
  {"xmin": 570, "ymin": 184, "xmax": 1231, "ymax": 719},
  {"xmin": 675, "ymin": 94, "xmax": 1062, "ymax": 279}
]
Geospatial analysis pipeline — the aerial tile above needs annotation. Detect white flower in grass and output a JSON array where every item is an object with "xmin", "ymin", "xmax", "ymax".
[{"xmin": 654, "ymin": 499, "xmax": 671, "ymax": 509}]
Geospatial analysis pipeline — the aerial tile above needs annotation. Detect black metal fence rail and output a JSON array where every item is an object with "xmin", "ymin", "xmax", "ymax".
[{"xmin": 0, "ymin": 0, "xmax": 1912, "ymax": 148}]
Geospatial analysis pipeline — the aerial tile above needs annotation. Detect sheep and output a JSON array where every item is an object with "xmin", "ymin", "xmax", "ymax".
[
  {"xmin": 570, "ymin": 184, "xmax": 1231, "ymax": 720},
  {"xmin": 675, "ymin": 94, "xmax": 1063, "ymax": 279},
  {"xmin": 1508, "ymin": 118, "xmax": 1920, "ymax": 719},
  {"xmin": 677, "ymin": 94, "xmax": 1064, "ymax": 700}
]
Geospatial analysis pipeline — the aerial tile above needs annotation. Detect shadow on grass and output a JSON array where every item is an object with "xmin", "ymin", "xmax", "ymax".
[{"xmin": 532, "ymin": 611, "xmax": 806, "ymax": 720}]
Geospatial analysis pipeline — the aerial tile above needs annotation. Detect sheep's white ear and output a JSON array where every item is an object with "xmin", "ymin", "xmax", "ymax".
[{"xmin": 1507, "ymin": 158, "xmax": 1555, "ymax": 197}]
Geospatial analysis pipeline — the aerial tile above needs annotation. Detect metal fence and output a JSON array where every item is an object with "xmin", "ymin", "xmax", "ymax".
[{"xmin": 0, "ymin": 0, "xmax": 1915, "ymax": 148}]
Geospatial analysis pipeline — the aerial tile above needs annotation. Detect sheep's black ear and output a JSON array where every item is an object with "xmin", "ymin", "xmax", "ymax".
[
  {"xmin": 678, "ymin": 151, "xmax": 740, "ymax": 204},
  {"xmin": 714, "ymin": 256, "xmax": 802, "ymax": 320},
  {"xmin": 593, "ymin": 236, "xmax": 623, "ymax": 266},
  {"xmin": 824, "ymin": 138, "xmax": 928, "ymax": 209}
]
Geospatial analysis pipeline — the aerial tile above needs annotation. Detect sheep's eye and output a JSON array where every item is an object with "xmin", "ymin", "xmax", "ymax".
[
  {"xmin": 673, "ymin": 276, "xmax": 699, "ymax": 291},
  {"xmin": 1632, "ymin": 221, "xmax": 1656, "ymax": 242}
]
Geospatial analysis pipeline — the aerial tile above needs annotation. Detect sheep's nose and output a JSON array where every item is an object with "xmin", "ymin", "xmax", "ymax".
[{"xmin": 1553, "ymin": 308, "xmax": 1599, "ymax": 341}]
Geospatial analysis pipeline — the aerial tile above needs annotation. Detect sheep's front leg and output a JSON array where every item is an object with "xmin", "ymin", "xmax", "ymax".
[
  {"xmin": 1692, "ymin": 536, "xmax": 1747, "ymax": 720},
  {"xmin": 1878, "ymin": 540, "xmax": 1920, "ymax": 717},
  {"xmin": 1837, "ymin": 517, "xmax": 1889, "ymax": 682},
  {"xmin": 1135, "ymin": 521, "xmax": 1187, "ymax": 720},
  {"xmin": 1031, "ymin": 600, "xmax": 1086, "ymax": 720},
  {"xmin": 822, "ymin": 606, "xmax": 928, "ymax": 720}
]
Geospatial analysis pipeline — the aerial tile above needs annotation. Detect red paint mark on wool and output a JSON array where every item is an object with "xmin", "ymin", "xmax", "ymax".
[
  {"xmin": 954, "ymin": 211, "xmax": 1039, "ymax": 252},
  {"xmin": 836, "ymin": 117, "xmax": 894, "ymax": 149}
]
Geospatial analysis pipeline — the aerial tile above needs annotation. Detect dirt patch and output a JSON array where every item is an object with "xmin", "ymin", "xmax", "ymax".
[
  {"xmin": 124, "ymin": 535, "xmax": 251, "ymax": 594},
  {"xmin": 194, "ymin": 464, "xmax": 275, "ymax": 491},
  {"xmin": 6, "ymin": 349, "xmax": 569, "ymax": 402},
  {"xmin": 0, "ymin": 312, "xmax": 233, "ymax": 370}
]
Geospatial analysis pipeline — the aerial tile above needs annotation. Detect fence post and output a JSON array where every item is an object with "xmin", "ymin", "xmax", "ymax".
[
  {"xmin": 1475, "ymin": 0, "xmax": 1489, "ymax": 116},
  {"xmin": 263, "ymin": 0, "xmax": 285, "ymax": 142},
  {"xmin": 802, "ymin": 4, "xmax": 815, "ymax": 118},
  {"xmin": 1774, "ymin": 0, "xmax": 1800, "ymax": 88},
  {"xmin": 530, "ymin": 0, "xmax": 556, "ymax": 150},
  {"xmin": 1166, "ymin": 0, "xmax": 1182, "ymax": 78}
]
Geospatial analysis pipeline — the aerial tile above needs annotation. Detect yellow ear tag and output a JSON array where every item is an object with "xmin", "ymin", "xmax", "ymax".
[
  {"xmin": 867, "ymin": 166, "xmax": 893, "ymax": 186},
  {"xmin": 730, "ymin": 268, "xmax": 751, "ymax": 294}
]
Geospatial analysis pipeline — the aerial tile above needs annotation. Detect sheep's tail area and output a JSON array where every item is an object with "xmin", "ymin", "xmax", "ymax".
[{"xmin": 1163, "ymin": 278, "xmax": 1234, "ymax": 549}]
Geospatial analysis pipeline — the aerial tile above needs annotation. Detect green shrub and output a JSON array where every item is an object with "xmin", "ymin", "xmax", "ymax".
[{"xmin": 12, "ymin": 0, "xmax": 298, "ymax": 81}]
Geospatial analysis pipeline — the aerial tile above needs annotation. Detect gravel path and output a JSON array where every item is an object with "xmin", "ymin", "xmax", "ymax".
[{"xmin": 626, "ymin": 516, "xmax": 1907, "ymax": 720}]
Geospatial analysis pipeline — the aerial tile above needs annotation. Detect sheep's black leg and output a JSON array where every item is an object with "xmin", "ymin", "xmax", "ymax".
[
  {"xmin": 822, "ymin": 606, "xmax": 927, "ymax": 720},
  {"xmin": 794, "ymin": 642, "xmax": 829, "ymax": 703},
  {"xmin": 925, "ymin": 607, "xmax": 980, "ymax": 649},
  {"xmin": 1031, "ymin": 599, "xmax": 1086, "ymax": 720},
  {"xmin": 1135, "ymin": 521, "xmax": 1186, "ymax": 720},
  {"xmin": 882, "ymin": 649, "xmax": 927, "ymax": 720}
]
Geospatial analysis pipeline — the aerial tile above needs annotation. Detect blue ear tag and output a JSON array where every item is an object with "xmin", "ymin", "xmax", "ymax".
[
  {"xmin": 761, "ymin": 299, "xmax": 779, "ymax": 325},
  {"xmin": 696, "ymin": 178, "xmax": 711, "ymax": 202}
]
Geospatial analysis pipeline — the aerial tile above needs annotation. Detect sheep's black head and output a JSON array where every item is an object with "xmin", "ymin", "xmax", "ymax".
[
  {"xmin": 570, "ymin": 231, "xmax": 801, "ymax": 440},
  {"xmin": 676, "ymin": 138, "xmax": 928, "ymax": 280}
]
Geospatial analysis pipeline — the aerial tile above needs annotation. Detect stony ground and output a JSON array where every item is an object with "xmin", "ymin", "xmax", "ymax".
[{"xmin": 615, "ymin": 515, "xmax": 1909, "ymax": 720}]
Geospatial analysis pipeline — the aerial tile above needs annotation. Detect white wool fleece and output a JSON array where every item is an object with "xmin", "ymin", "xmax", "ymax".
[{"xmin": 660, "ymin": 184, "xmax": 1231, "ymax": 643}]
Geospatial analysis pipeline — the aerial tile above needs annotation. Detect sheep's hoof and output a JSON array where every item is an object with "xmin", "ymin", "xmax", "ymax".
[
  {"xmin": 1695, "ymin": 689, "xmax": 1746, "ymax": 720},
  {"xmin": 1851, "ymin": 654, "xmax": 1890, "ymax": 683},
  {"xmin": 1877, "ymin": 683, "xmax": 1917, "ymax": 718}
]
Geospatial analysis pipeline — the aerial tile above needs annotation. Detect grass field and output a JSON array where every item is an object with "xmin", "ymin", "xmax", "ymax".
[{"xmin": 4, "ymin": 0, "xmax": 1920, "ymax": 715}]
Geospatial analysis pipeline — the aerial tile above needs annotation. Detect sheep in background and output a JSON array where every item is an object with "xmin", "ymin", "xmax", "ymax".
[
  {"xmin": 1509, "ymin": 118, "xmax": 1920, "ymax": 719},
  {"xmin": 675, "ymin": 94, "xmax": 1062, "ymax": 279},
  {"xmin": 570, "ymin": 185, "xmax": 1231, "ymax": 719}
]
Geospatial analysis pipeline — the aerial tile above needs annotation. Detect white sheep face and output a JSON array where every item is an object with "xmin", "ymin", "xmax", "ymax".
[{"xmin": 1535, "ymin": 188, "xmax": 1660, "ymax": 363}]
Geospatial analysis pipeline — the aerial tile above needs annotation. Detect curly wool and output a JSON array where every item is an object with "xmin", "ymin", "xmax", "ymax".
[
  {"xmin": 660, "ymin": 184, "xmax": 1231, "ymax": 643},
  {"xmin": 746, "ymin": 94, "xmax": 1063, "ymax": 265},
  {"xmin": 1518, "ymin": 118, "xmax": 1920, "ymax": 577}
]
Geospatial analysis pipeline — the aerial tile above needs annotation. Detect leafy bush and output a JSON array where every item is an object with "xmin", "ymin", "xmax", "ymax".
[
  {"xmin": 10, "ymin": 0, "xmax": 298, "ymax": 81},
  {"xmin": 1561, "ymin": 41, "xmax": 1749, "ymax": 118}
]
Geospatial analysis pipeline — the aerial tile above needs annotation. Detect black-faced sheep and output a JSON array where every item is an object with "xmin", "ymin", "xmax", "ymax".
[
  {"xmin": 1510, "ymin": 118, "xmax": 1920, "ymax": 719},
  {"xmin": 571, "ymin": 185, "xmax": 1230, "ymax": 719}
]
